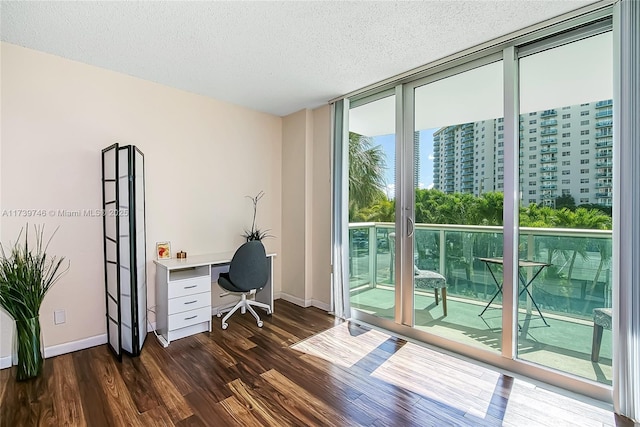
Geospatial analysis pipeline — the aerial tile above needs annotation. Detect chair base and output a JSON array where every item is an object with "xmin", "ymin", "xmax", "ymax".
[{"xmin": 217, "ymin": 292, "xmax": 271, "ymax": 329}]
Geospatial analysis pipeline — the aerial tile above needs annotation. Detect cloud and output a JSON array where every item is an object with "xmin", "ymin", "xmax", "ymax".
[
  {"xmin": 428, "ymin": 154, "xmax": 435, "ymax": 160},
  {"xmin": 427, "ymin": 183, "xmax": 434, "ymax": 189}
]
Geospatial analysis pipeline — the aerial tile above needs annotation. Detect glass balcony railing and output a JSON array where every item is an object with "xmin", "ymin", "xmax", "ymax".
[
  {"xmin": 596, "ymin": 172, "xmax": 613, "ymax": 178},
  {"xmin": 541, "ymin": 166, "xmax": 557, "ymax": 172},
  {"xmin": 541, "ymin": 147, "xmax": 558, "ymax": 154},
  {"xmin": 595, "ymin": 110, "xmax": 613, "ymax": 118},
  {"xmin": 541, "ymin": 129, "xmax": 558, "ymax": 136},
  {"xmin": 596, "ymin": 131, "xmax": 613, "ymax": 138},
  {"xmin": 596, "ymin": 100, "xmax": 613, "ymax": 108},
  {"xmin": 596, "ymin": 120, "xmax": 613, "ymax": 128},
  {"xmin": 540, "ymin": 138, "xmax": 557, "ymax": 145},
  {"xmin": 596, "ymin": 139, "xmax": 613, "ymax": 148},
  {"xmin": 348, "ymin": 222, "xmax": 613, "ymax": 384},
  {"xmin": 541, "ymin": 157, "xmax": 557, "ymax": 163},
  {"xmin": 596, "ymin": 151, "xmax": 613, "ymax": 158},
  {"xmin": 596, "ymin": 192, "xmax": 612, "ymax": 198},
  {"xmin": 540, "ymin": 119, "xmax": 557, "ymax": 127},
  {"xmin": 541, "ymin": 109, "xmax": 557, "ymax": 117}
]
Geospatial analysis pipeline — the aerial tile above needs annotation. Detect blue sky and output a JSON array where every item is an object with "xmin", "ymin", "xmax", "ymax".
[{"xmin": 372, "ymin": 128, "xmax": 436, "ymax": 198}]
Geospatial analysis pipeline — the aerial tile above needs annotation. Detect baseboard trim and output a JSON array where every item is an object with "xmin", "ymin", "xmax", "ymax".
[
  {"xmin": 278, "ymin": 292, "xmax": 310, "ymax": 307},
  {"xmin": 0, "ymin": 332, "xmax": 108, "ymax": 370},
  {"xmin": 277, "ymin": 293, "xmax": 330, "ymax": 312},
  {"xmin": 44, "ymin": 333, "xmax": 107, "ymax": 359},
  {"xmin": 310, "ymin": 299, "xmax": 331, "ymax": 312},
  {"xmin": 0, "ymin": 355, "xmax": 12, "ymax": 369}
]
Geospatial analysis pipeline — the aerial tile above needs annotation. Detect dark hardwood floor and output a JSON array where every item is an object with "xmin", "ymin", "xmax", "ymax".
[{"xmin": 0, "ymin": 300, "xmax": 635, "ymax": 426}]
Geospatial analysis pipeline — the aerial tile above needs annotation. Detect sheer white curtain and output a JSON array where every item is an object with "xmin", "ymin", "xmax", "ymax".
[
  {"xmin": 330, "ymin": 100, "xmax": 350, "ymax": 319},
  {"xmin": 613, "ymin": 0, "xmax": 640, "ymax": 421}
]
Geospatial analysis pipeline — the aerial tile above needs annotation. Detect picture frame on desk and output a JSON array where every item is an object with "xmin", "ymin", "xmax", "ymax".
[{"xmin": 156, "ymin": 242, "xmax": 171, "ymax": 259}]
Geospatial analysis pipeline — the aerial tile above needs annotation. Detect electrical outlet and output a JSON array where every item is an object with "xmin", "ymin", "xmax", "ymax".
[{"xmin": 54, "ymin": 310, "xmax": 66, "ymax": 325}]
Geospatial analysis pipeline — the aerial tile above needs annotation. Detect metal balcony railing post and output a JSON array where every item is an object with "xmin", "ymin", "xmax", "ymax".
[{"xmin": 369, "ymin": 224, "xmax": 377, "ymax": 288}]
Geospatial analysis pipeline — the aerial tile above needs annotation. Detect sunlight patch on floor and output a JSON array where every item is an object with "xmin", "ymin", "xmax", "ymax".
[{"xmin": 290, "ymin": 322, "xmax": 390, "ymax": 368}]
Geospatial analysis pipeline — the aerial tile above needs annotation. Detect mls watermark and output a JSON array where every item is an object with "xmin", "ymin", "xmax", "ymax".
[{"xmin": 1, "ymin": 208, "xmax": 129, "ymax": 218}]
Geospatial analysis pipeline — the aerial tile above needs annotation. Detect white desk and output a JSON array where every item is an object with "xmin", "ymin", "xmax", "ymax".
[{"xmin": 154, "ymin": 251, "xmax": 275, "ymax": 346}]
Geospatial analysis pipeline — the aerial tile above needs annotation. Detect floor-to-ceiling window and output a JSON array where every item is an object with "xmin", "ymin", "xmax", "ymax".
[
  {"xmin": 338, "ymin": 11, "xmax": 615, "ymax": 398},
  {"xmin": 348, "ymin": 93, "xmax": 397, "ymax": 321},
  {"xmin": 410, "ymin": 60, "xmax": 505, "ymax": 353},
  {"xmin": 517, "ymin": 30, "xmax": 613, "ymax": 383}
]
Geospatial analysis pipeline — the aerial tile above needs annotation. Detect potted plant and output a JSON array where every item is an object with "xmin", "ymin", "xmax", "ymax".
[
  {"xmin": 0, "ymin": 225, "xmax": 69, "ymax": 380},
  {"xmin": 243, "ymin": 191, "xmax": 272, "ymax": 241}
]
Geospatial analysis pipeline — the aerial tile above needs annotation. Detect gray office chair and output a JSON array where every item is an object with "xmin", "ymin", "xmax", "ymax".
[{"xmin": 216, "ymin": 240, "xmax": 271, "ymax": 329}]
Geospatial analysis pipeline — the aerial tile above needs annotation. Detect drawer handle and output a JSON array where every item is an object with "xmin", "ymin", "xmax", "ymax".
[
  {"xmin": 184, "ymin": 300, "xmax": 198, "ymax": 305},
  {"xmin": 184, "ymin": 285, "xmax": 197, "ymax": 289},
  {"xmin": 184, "ymin": 315, "xmax": 198, "ymax": 320}
]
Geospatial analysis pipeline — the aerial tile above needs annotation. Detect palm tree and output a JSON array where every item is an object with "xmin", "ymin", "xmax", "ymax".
[{"xmin": 348, "ymin": 132, "xmax": 386, "ymax": 220}]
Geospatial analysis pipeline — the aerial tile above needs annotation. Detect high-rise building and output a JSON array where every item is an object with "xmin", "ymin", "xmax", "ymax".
[{"xmin": 431, "ymin": 100, "xmax": 613, "ymax": 207}]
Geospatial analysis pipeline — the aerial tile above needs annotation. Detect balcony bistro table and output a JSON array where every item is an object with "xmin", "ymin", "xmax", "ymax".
[{"xmin": 478, "ymin": 257, "xmax": 551, "ymax": 327}]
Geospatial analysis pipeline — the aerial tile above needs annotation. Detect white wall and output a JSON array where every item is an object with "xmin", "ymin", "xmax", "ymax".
[
  {"xmin": 311, "ymin": 106, "xmax": 332, "ymax": 308},
  {"xmin": 0, "ymin": 42, "xmax": 282, "ymax": 360},
  {"xmin": 280, "ymin": 106, "xmax": 332, "ymax": 309},
  {"xmin": 281, "ymin": 109, "xmax": 309, "ymax": 303}
]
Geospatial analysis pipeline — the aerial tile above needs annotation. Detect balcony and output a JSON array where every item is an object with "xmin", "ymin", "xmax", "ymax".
[
  {"xmin": 461, "ymin": 130, "xmax": 474, "ymax": 138},
  {"xmin": 596, "ymin": 182, "xmax": 612, "ymax": 188},
  {"xmin": 540, "ymin": 138, "xmax": 557, "ymax": 145},
  {"xmin": 541, "ymin": 193, "xmax": 557, "ymax": 199},
  {"xmin": 596, "ymin": 172, "xmax": 613, "ymax": 178},
  {"xmin": 595, "ymin": 110, "xmax": 612, "ymax": 118},
  {"xmin": 540, "ymin": 128, "xmax": 558, "ymax": 136},
  {"xmin": 596, "ymin": 161, "xmax": 613, "ymax": 168},
  {"xmin": 541, "ymin": 184, "xmax": 557, "ymax": 190},
  {"xmin": 596, "ymin": 151, "xmax": 613, "ymax": 158},
  {"xmin": 596, "ymin": 131, "xmax": 613, "ymax": 138},
  {"xmin": 596, "ymin": 100, "xmax": 613, "ymax": 108},
  {"xmin": 541, "ymin": 109, "xmax": 557, "ymax": 117},
  {"xmin": 541, "ymin": 156, "xmax": 557, "ymax": 164},
  {"xmin": 541, "ymin": 166, "xmax": 557, "ymax": 172},
  {"xmin": 348, "ymin": 222, "xmax": 613, "ymax": 385},
  {"xmin": 462, "ymin": 177, "xmax": 474, "ymax": 183},
  {"xmin": 540, "ymin": 119, "xmax": 557, "ymax": 127},
  {"xmin": 596, "ymin": 139, "xmax": 613, "ymax": 148},
  {"xmin": 596, "ymin": 192, "xmax": 612, "ymax": 198},
  {"xmin": 541, "ymin": 147, "xmax": 558, "ymax": 154},
  {"xmin": 596, "ymin": 120, "xmax": 613, "ymax": 128},
  {"xmin": 541, "ymin": 175, "xmax": 557, "ymax": 181}
]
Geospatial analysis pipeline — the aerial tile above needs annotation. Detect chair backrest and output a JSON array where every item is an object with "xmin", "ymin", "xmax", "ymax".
[{"xmin": 227, "ymin": 240, "xmax": 269, "ymax": 292}]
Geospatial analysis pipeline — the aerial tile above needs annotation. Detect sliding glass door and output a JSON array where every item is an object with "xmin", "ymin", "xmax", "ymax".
[
  {"xmin": 517, "ymin": 31, "xmax": 613, "ymax": 383},
  {"xmin": 347, "ymin": 93, "xmax": 397, "ymax": 321},
  {"xmin": 341, "ymin": 16, "xmax": 614, "ymax": 394},
  {"xmin": 410, "ymin": 60, "xmax": 505, "ymax": 352}
]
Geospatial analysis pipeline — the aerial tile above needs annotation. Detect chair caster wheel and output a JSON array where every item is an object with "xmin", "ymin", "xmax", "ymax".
[
  {"xmin": 222, "ymin": 323, "xmax": 228, "ymax": 330},
  {"xmin": 257, "ymin": 321, "xmax": 263, "ymax": 328},
  {"xmin": 217, "ymin": 313, "xmax": 222, "ymax": 318}
]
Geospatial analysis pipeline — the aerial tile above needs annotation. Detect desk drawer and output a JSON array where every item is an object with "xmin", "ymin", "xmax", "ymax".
[
  {"xmin": 168, "ymin": 292, "xmax": 211, "ymax": 315},
  {"xmin": 168, "ymin": 276, "xmax": 210, "ymax": 299},
  {"xmin": 168, "ymin": 306, "xmax": 211, "ymax": 331}
]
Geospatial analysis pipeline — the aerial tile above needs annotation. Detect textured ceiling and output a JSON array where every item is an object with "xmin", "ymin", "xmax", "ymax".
[{"xmin": 1, "ymin": 1, "xmax": 599, "ymax": 117}]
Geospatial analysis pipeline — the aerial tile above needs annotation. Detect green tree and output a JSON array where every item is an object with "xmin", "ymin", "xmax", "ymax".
[
  {"xmin": 555, "ymin": 194, "xmax": 576, "ymax": 210},
  {"xmin": 348, "ymin": 132, "xmax": 386, "ymax": 221}
]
